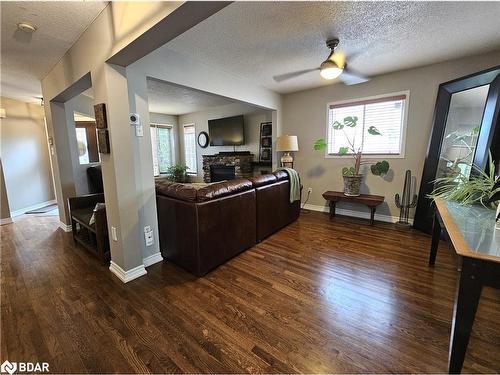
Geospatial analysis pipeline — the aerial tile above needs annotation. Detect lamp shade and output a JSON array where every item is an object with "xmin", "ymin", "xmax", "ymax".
[{"xmin": 276, "ymin": 135, "xmax": 299, "ymax": 152}]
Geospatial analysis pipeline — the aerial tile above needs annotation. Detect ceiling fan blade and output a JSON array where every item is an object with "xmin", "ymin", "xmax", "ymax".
[
  {"xmin": 273, "ymin": 68, "xmax": 319, "ymax": 82},
  {"xmin": 340, "ymin": 65, "xmax": 369, "ymax": 85}
]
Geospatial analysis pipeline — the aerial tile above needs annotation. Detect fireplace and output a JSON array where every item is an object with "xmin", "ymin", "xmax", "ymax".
[
  {"xmin": 203, "ymin": 153, "xmax": 254, "ymax": 182},
  {"xmin": 210, "ymin": 165, "xmax": 236, "ymax": 182}
]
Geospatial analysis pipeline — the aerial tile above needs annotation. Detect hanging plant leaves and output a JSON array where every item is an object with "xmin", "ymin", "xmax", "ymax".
[
  {"xmin": 367, "ymin": 126, "xmax": 382, "ymax": 135},
  {"xmin": 342, "ymin": 167, "xmax": 355, "ymax": 176},
  {"xmin": 313, "ymin": 138, "xmax": 327, "ymax": 150},
  {"xmin": 371, "ymin": 160, "xmax": 390, "ymax": 176},
  {"xmin": 338, "ymin": 146, "xmax": 349, "ymax": 155},
  {"xmin": 332, "ymin": 121, "xmax": 344, "ymax": 130},
  {"xmin": 344, "ymin": 116, "xmax": 358, "ymax": 127}
]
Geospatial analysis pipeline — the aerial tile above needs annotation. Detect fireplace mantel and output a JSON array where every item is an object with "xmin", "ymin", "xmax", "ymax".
[{"xmin": 202, "ymin": 153, "xmax": 254, "ymax": 182}]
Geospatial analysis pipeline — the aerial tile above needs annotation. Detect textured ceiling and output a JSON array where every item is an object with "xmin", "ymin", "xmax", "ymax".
[
  {"xmin": 166, "ymin": 1, "xmax": 500, "ymax": 94},
  {"xmin": 1, "ymin": 1, "xmax": 107, "ymax": 103},
  {"xmin": 147, "ymin": 78, "xmax": 236, "ymax": 115}
]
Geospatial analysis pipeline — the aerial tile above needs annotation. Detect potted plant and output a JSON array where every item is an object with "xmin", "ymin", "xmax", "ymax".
[
  {"xmin": 429, "ymin": 153, "xmax": 500, "ymax": 208},
  {"xmin": 166, "ymin": 164, "xmax": 189, "ymax": 183},
  {"xmin": 314, "ymin": 116, "xmax": 390, "ymax": 196}
]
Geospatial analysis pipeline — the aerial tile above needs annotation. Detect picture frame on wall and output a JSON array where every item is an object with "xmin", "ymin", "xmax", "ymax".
[
  {"xmin": 261, "ymin": 122, "xmax": 272, "ymax": 136},
  {"xmin": 94, "ymin": 103, "xmax": 108, "ymax": 129},
  {"xmin": 260, "ymin": 148, "xmax": 271, "ymax": 162},
  {"xmin": 97, "ymin": 129, "xmax": 110, "ymax": 154},
  {"xmin": 258, "ymin": 122, "xmax": 272, "ymax": 164}
]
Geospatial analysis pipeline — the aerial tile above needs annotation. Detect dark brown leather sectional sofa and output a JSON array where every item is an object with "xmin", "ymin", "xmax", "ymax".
[{"xmin": 155, "ymin": 171, "xmax": 300, "ymax": 276}]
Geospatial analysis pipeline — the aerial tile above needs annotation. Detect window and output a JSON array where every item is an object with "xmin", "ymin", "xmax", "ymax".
[
  {"xmin": 183, "ymin": 124, "xmax": 197, "ymax": 175},
  {"xmin": 150, "ymin": 124, "xmax": 174, "ymax": 176},
  {"xmin": 327, "ymin": 93, "xmax": 407, "ymax": 156}
]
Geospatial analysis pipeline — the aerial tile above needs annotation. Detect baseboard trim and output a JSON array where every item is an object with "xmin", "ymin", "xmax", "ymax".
[
  {"xmin": 11, "ymin": 199, "xmax": 57, "ymax": 217},
  {"xmin": 143, "ymin": 252, "xmax": 163, "ymax": 267},
  {"xmin": 302, "ymin": 203, "xmax": 413, "ymax": 225},
  {"xmin": 0, "ymin": 217, "xmax": 13, "ymax": 225},
  {"xmin": 109, "ymin": 261, "xmax": 147, "ymax": 283},
  {"xmin": 59, "ymin": 221, "xmax": 72, "ymax": 232}
]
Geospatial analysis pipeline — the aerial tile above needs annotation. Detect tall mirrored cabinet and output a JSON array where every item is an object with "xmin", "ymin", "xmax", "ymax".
[{"xmin": 414, "ymin": 66, "xmax": 500, "ymax": 233}]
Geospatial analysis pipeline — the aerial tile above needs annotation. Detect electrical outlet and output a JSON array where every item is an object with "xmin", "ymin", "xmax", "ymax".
[
  {"xmin": 307, "ymin": 187, "xmax": 313, "ymax": 194},
  {"xmin": 111, "ymin": 226, "xmax": 118, "ymax": 242},
  {"xmin": 144, "ymin": 226, "xmax": 154, "ymax": 246}
]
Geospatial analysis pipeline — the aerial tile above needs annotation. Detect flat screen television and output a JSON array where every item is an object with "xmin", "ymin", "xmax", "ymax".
[{"xmin": 208, "ymin": 115, "xmax": 244, "ymax": 146}]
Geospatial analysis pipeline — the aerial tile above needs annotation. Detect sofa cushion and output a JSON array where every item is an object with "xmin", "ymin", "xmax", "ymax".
[
  {"xmin": 249, "ymin": 174, "xmax": 277, "ymax": 187},
  {"xmin": 155, "ymin": 180, "xmax": 197, "ymax": 202},
  {"xmin": 273, "ymin": 170, "xmax": 289, "ymax": 181},
  {"xmin": 197, "ymin": 179, "xmax": 253, "ymax": 202}
]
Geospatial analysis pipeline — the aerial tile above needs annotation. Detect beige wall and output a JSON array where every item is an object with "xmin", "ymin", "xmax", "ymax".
[
  {"xmin": 177, "ymin": 103, "xmax": 272, "ymax": 181},
  {"xmin": 41, "ymin": 1, "xmax": 282, "ymax": 276},
  {"xmin": 0, "ymin": 97, "xmax": 54, "ymax": 214},
  {"xmin": 282, "ymin": 50, "xmax": 500, "ymax": 221},
  {"xmin": 41, "ymin": 3, "xmax": 187, "ymax": 276}
]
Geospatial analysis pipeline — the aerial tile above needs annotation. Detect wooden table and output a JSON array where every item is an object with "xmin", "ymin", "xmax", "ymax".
[
  {"xmin": 322, "ymin": 191, "xmax": 385, "ymax": 225},
  {"xmin": 429, "ymin": 199, "xmax": 500, "ymax": 374}
]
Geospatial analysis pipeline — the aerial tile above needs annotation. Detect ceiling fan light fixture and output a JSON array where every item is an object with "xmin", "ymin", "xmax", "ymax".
[
  {"xmin": 319, "ymin": 60, "xmax": 343, "ymax": 80},
  {"xmin": 17, "ymin": 22, "xmax": 37, "ymax": 33}
]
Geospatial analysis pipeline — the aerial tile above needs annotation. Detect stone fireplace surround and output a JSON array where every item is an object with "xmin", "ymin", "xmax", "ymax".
[{"xmin": 202, "ymin": 153, "xmax": 254, "ymax": 182}]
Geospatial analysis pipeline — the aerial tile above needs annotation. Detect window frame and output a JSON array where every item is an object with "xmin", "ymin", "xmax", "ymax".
[
  {"xmin": 150, "ymin": 123, "xmax": 175, "ymax": 177},
  {"xmin": 183, "ymin": 123, "xmax": 198, "ymax": 176},
  {"xmin": 324, "ymin": 90, "xmax": 410, "ymax": 159}
]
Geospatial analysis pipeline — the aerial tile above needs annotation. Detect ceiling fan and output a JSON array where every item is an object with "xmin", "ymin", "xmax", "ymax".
[{"xmin": 273, "ymin": 38, "xmax": 369, "ymax": 85}]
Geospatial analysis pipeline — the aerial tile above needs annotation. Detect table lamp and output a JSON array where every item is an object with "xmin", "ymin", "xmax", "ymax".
[{"xmin": 276, "ymin": 135, "xmax": 299, "ymax": 168}]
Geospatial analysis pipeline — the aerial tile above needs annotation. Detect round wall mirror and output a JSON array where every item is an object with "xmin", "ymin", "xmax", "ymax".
[{"xmin": 197, "ymin": 131, "xmax": 209, "ymax": 148}]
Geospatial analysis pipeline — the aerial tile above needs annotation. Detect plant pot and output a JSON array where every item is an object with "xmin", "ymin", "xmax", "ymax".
[
  {"xmin": 496, "ymin": 202, "xmax": 500, "ymax": 230},
  {"xmin": 343, "ymin": 175, "xmax": 363, "ymax": 196}
]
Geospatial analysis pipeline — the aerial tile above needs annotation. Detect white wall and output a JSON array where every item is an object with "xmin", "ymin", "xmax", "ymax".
[
  {"xmin": 0, "ymin": 96, "xmax": 54, "ymax": 214},
  {"xmin": 177, "ymin": 102, "xmax": 272, "ymax": 181},
  {"xmin": 282, "ymin": 49, "xmax": 500, "ymax": 221}
]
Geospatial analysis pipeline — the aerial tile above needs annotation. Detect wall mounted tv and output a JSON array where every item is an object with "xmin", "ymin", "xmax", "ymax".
[{"xmin": 208, "ymin": 115, "xmax": 245, "ymax": 146}]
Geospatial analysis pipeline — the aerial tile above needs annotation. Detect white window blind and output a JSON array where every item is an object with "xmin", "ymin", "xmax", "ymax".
[
  {"xmin": 183, "ymin": 124, "xmax": 197, "ymax": 174},
  {"xmin": 150, "ymin": 124, "xmax": 174, "ymax": 176},
  {"xmin": 327, "ymin": 94, "xmax": 406, "ymax": 155}
]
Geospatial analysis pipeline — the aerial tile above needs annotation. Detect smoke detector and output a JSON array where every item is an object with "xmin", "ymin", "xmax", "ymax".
[{"xmin": 17, "ymin": 22, "xmax": 37, "ymax": 33}]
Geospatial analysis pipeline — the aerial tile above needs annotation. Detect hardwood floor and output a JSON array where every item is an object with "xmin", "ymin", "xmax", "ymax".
[{"xmin": 1, "ymin": 211, "xmax": 499, "ymax": 373}]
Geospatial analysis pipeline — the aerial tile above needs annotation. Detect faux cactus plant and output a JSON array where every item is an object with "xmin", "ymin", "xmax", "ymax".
[{"xmin": 395, "ymin": 170, "xmax": 417, "ymax": 227}]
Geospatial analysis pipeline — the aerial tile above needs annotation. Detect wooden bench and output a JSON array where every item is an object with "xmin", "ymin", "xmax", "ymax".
[
  {"xmin": 68, "ymin": 193, "xmax": 110, "ymax": 264},
  {"xmin": 322, "ymin": 191, "xmax": 385, "ymax": 225}
]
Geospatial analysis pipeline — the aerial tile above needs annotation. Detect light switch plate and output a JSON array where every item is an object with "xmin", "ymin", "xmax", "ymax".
[{"xmin": 111, "ymin": 226, "xmax": 118, "ymax": 242}]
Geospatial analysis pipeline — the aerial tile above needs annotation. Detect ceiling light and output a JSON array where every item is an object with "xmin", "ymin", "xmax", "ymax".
[
  {"xmin": 0, "ymin": 108, "xmax": 6, "ymax": 118},
  {"xmin": 320, "ymin": 60, "xmax": 343, "ymax": 80},
  {"xmin": 17, "ymin": 22, "xmax": 37, "ymax": 33}
]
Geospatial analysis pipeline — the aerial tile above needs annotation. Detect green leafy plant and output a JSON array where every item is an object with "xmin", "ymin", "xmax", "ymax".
[
  {"xmin": 428, "ymin": 153, "xmax": 500, "ymax": 208},
  {"xmin": 314, "ymin": 116, "xmax": 390, "ymax": 176},
  {"xmin": 166, "ymin": 164, "xmax": 189, "ymax": 183}
]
